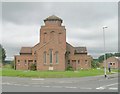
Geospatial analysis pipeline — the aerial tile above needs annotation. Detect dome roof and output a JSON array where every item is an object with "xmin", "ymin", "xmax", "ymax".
[{"xmin": 44, "ymin": 15, "xmax": 62, "ymax": 22}]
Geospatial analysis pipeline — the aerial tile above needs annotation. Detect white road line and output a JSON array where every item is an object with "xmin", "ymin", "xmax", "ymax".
[
  {"xmin": 58, "ymin": 81, "xmax": 73, "ymax": 83},
  {"xmin": 96, "ymin": 87, "xmax": 105, "ymax": 90},
  {"xmin": 2, "ymin": 82, "xmax": 31, "ymax": 87},
  {"xmin": 31, "ymin": 79, "xmax": 44, "ymax": 81},
  {"xmin": 42, "ymin": 86, "xmax": 50, "ymax": 88},
  {"xmin": 80, "ymin": 87, "xmax": 92, "ymax": 90},
  {"xmin": 109, "ymin": 88, "xmax": 118, "ymax": 90},
  {"xmin": 2, "ymin": 82, "xmax": 11, "ymax": 85},
  {"xmin": 96, "ymin": 83, "xmax": 118, "ymax": 90},
  {"xmin": 13, "ymin": 84, "xmax": 22, "ymax": 86},
  {"xmin": 65, "ymin": 86, "xmax": 77, "ymax": 89},
  {"xmin": 102, "ymin": 83, "xmax": 118, "ymax": 87}
]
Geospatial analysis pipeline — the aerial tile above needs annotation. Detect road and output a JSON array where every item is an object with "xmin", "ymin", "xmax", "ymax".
[{"xmin": 1, "ymin": 73, "xmax": 119, "ymax": 92}]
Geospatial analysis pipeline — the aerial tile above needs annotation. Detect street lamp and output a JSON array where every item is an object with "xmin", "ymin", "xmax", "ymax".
[{"xmin": 103, "ymin": 26, "xmax": 108, "ymax": 78}]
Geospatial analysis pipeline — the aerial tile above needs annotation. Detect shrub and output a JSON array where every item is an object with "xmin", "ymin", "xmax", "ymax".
[
  {"xmin": 29, "ymin": 63, "xmax": 36, "ymax": 71},
  {"xmin": 66, "ymin": 66, "xmax": 73, "ymax": 71},
  {"xmin": 11, "ymin": 60, "xmax": 15, "ymax": 69}
]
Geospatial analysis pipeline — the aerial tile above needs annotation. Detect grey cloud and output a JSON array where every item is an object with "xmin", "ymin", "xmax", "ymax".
[
  {"xmin": 2, "ymin": 2, "xmax": 118, "ymax": 59},
  {"xmin": 2, "ymin": 2, "xmax": 117, "ymax": 27}
]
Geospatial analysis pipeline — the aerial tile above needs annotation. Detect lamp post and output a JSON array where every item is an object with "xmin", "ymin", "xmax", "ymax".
[{"xmin": 103, "ymin": 26, "xmax": 108, "ymax": 78}]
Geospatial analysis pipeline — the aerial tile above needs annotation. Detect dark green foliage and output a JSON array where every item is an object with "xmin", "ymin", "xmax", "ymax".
[
  {"xmin": 29, "ymin": 63, "xmax": 37, "ymax": 71},
  {"xmin": 0, "ymin": 44, "xmax": 6, "ymax": 64},
  {"xmin": 66, "ymin": 66, "xmax": 73, "ymax": 71},
  {"xmin": 98, "ymin": 53, "xmax": 120, "ymax": 63},
  {"xmin": 114, "ymin": 53, "xmax": 120, "ymax": 57},
  {"xmin": 91, "ymin": 59, "xmax": 100, "ymax": 68},
  {"xmin": 11, "ymin": 60, "xmax": 15, "ymax": 69}
]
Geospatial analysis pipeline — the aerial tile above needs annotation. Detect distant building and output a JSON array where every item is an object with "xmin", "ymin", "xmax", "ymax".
[
  {"xmin": 102, "ymin": 56, "xmax": 120, "ymax": 69},
  {"xmin": 14, "ymin": 15, "xmax": 92, "ymax": 71}
]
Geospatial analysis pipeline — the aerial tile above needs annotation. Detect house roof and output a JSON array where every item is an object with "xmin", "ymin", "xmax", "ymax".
[
  {"xmin": 44, "ymin": 15, "xmax": 62, "ymax": 22},
  {"xmin": 74, "ymin": 47, "xmax": 87, "ymax": 54},
  {"xmin": 115, "ymin": 57, "xmax": 120, "ymax": 60},
  {"xmin": 20, "ymin": 47, "xmax": 32, "ymax": 54},
  {"xmin": 66, "ymin": 42, "xmax": 74, "ymax": 48}
]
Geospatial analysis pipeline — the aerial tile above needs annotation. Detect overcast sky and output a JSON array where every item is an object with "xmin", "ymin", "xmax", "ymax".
[{"xmin": 2, "ymin": 2, "xmax": 118, "ymax": 60}]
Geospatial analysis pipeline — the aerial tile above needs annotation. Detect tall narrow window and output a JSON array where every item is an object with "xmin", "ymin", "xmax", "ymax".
[
  {"xmin": 43, "ymin": 51, "xmax": 46, "ymax": 64},
  {"xmin": 50, "ymin": 49, "xmax": 52, "ymax": 64},
  {"xmin": 58, "ymin": 32, "xmax": 62, "ymax": 43},
  {"xmin": 56, "ymin": 52, "xmax": 59, "ymax": 64},
  {"xmin": 43, "ymin": 32, "xmax": 47, "ymax": 43},
  {"xmin": 50, "ymin": 31, "xmax": 54, "ymax": 40}
]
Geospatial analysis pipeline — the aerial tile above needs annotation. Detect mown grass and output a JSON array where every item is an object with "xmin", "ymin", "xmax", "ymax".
[{"xmin": 0, "ymin": 68, "xmax": 118, "ymax": 78}]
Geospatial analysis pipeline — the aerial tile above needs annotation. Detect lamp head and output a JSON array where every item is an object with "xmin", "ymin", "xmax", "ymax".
[{"xmin": 103, "ymin": 26, "xmax": 108, "ymax": 29}]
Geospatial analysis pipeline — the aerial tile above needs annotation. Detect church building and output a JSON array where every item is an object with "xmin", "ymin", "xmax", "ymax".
[{"xmin": 14, "ymin": 15, "xmax": 92, "ymax": 71}]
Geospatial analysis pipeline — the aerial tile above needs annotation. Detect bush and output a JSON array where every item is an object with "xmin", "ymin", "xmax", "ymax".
[
  {"xmin": 3, "ymin": 64, "xmax": 12, "ymax": 69},
  {"xmin": 29, "ymin": 63, "xmax": 36, "ymax": 71},
  {"xmin": 11, "ymin": 60, "xmax": 15, "ymax": 69},
  {"xmin": 66, "ymin": 66, "xmax": 73, "ymax": 71},
  {"xmin": 91, "ymin": 60, "xmax": 100, "ymax": 68}
]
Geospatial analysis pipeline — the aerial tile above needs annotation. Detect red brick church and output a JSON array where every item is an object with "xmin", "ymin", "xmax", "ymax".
[{"xmin": 14, "ymin": 15, "xmax": 92, "ymax": 71}]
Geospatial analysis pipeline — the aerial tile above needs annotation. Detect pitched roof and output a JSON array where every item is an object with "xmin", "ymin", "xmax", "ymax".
[
  {"xmin": 74, "ymin": 47, "xmax": 87, "ymax": 54},
  {"xmin": 66, "ymin": 42, "xmax": 74, "ymax": 48},
  {"xmin": 44, "ymin": 15, "xmax": 62, "ymax": 22},
  {"xmin": 20, "ymin": 47, "xmax": 32, "ymax": 54},
  {"xmin": 115, "ymin": 57, "xmax": 120, "ymax": 61}
]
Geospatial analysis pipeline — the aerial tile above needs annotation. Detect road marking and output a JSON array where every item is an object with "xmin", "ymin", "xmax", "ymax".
[
  {"xmin": 102, "ymin": 83, "xmax": 118, "ymax": 87},
  {"xmin": 109, "ymin": 88, "xmax": 118, "ymax": 90},
  {"xmin": 96, "ymin": 87, "xmax": 105, "ymax": 90},
  {"xmin": 52, "ymin": 86, "xmax": 62, "ymax": 88},
  {"xmin": 58, "ymin": 81, "xmax": 73, "ymax": 83},
  {"xmin": 13, "ymin": 84, "xmax": 22, "ymax": 86},
  {"xmin": 65, "ymin": 86, "xmax": 77, "ymax": 89},
  {"xmin": 42, "ymin": 86, "xmax": 50, "ymax": 88},
  {"xmin": 96, "ymin": 83, "xmax": 118, "ymax": 90},
  {"xmin": 31, "ymin": 79, "xmax": 44, "ymax": 81},
  {"xmin": 80, "ymin": 87, "xmax": 92, "ymax": 90},
  {"xmin": 2, "ymin": 83, "xmax": 11, "ymax": 85}
]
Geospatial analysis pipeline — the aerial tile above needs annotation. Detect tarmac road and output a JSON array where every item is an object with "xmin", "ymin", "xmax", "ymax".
[{"xmin": 1, "ymin": 73, "xmax": 119, "ymax": 92}]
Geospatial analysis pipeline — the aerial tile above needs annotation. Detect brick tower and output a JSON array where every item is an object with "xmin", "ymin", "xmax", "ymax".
[{"xmin": 37, "ymin": 15, "xmax": 66, "ymax": 71}]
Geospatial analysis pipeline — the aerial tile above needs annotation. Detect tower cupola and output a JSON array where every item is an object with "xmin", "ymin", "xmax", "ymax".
[{"xmin": 44, "ymin": 15, "xmax": 63, "ymax": 26}]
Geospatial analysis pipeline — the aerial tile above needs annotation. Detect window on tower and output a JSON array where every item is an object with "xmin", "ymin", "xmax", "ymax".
[
  {"xmin": 50, "ymin": 31, "xmax": 55, "ymax": 40},
  {"xmin": 58, "ymin": 32, "xmax": 62, "ymax": 43}
]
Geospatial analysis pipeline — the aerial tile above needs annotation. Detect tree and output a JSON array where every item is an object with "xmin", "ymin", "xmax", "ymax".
[
  {"xmin": 98, "ymin": 53, "xmax": 120, "ymax": 63},
  {"xmin": 114, "ymin": 53, "xmax": 120, "ymax": 57},
  {"xmin": 98, "ymin": 55, "xmax": 104, "ymax": 63},
  {"xmin": 0, "ymin": 44, "xmax": 6, "ymax": 64},
  {"xmin": 91, "ymin": 59, "xmax": 100, "ymax": 68}
]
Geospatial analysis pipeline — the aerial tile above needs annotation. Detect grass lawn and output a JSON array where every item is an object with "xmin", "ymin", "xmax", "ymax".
[{"xmin": 0, "ymin": 68, "xmax": 118, "ymax": 78}]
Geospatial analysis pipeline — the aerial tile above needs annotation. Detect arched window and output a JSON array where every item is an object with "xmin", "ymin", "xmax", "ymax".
[
  {"xmin": 58, "ymin": 32, "xmax": 62, "ymax": 43},
  {"xmin": 56, "ymin": 51, "xmax": 59, "ymax": 64},
  {"xmin": 43, "ymin": 51, "xmax": 47, "ymax": 64},
  {"xmin": 50, "ymin": 31, "xmax": 55, "ymax": 40}
]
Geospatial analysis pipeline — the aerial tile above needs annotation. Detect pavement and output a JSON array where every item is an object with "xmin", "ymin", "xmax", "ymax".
[{"xmin": 1, "ymin": 73, "xmax": 119, "ymax": 92}]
